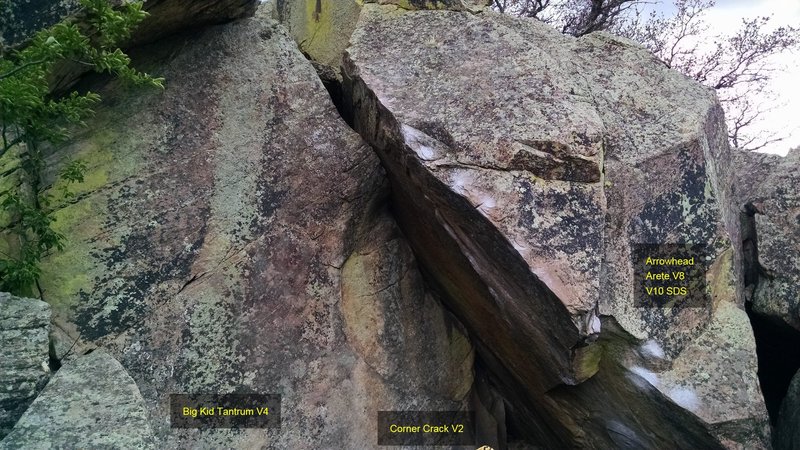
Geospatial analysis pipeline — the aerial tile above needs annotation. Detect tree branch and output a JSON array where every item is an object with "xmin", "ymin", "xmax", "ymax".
[{"xmin": 0, "ymin": 59, "xmax": 47, "ymax": 80}]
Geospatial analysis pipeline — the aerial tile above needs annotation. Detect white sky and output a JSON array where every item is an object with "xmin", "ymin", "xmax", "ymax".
[{"xmin": 650, "ymin": 0, "xmax": 800, "ymax": 155}]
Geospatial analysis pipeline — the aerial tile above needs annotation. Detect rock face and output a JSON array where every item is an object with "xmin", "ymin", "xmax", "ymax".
[
  {"xmin": 0, "ymin": 293, "xmax": 51, "ymax": 439},
  {"xmin": 3, "ymin": 13, "xmax": 476, "ymax": 448},
  {"xmin": 733, "ymin": 149, "xmax": 800, "ymax": 331},
  {"xmin": 777, "ymin": 368, "xmax": 800, "ymax": 450},
  {"xmin": 271, "ymin": 0, "xmax": 491, "ymax": 78},
  {"xmin": 340, "ymin": 216, "xmax": 475, "ymax": 401},
  {"xmin": 0, "ymin": 0, "xmax": 257, "ymax": 48},
  {"xmin": 1, "ymin": 349, "xmax": 155, "ymax": 449},
  {"xmin": 338, "ymin": 5, "xmax": 767, "ymax": 448},
  {"xmin": 731, "ymin": 148, "xmax": 800, "ymax": 439}
]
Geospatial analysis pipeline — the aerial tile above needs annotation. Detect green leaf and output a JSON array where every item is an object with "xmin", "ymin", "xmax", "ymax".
[{"xmin": 0, "ymin": 0, "xmax": 162, "ymax": 297}]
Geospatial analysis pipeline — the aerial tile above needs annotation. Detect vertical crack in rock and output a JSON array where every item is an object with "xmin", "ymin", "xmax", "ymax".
[
  {"xmin": 741, "ymin": 203, "xmax": 762, "ymax": 291},
  {"xmin": 742, "ymin": 203, "xmax": 800, "ymax": 425},
  {"xmin": 730, "ymin": 148, "xmax": 800, "ymax": 443},
  {"xmin": 306, "ymin": 58, "xmax": 354, "ymax": 128}
]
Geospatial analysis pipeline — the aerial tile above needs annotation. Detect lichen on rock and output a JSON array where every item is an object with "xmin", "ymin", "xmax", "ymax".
[
  {"xmin": 1, "ymin": 349, "xmax": 155, "ymax": 449},
  {"xmin": 0, "ymin": 293, "xmax": 51, "ymax": 439},
  {"xmin": 335, "ymin": 4, "xmax": 768, "ymax": 448}
]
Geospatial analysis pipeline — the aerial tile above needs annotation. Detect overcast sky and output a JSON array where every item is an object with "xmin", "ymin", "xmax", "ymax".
[{"xmin": 650, "ymin": 0, "xmax": 800, "ymax": 155}]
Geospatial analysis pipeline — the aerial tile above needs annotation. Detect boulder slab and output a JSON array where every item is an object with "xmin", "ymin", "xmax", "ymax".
[
  {"xmin": 1, "ymin": 349, "xmax": 155, "ymax": 449},
  {"xmin": 0, "ymin": 293, "xmax": 51, "ymax": 438},
  {"xmin": 341, "ymin": 6, "xmax": 768, "ymax": 448}
]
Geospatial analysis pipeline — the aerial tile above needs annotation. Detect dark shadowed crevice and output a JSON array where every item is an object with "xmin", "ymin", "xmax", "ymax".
[
  {"xmin": 741, "ymin": 203, "xmax": 761, "ymax": 289},
  {"xmin": 47, "ymin": 338, "xmax": 62, "ymax": 372},
  {"xmin": 746, "ymin": 303, "xmax": 800, "ymax": 424},
  {"xmin": 741, "ymin": 204, "xmax": 800, "ymax": 424},
  {"xmin": 303, "ymin": 57, "xmax": 354, "ymax": 127},
  {"xmin": 320, "ymin": 76, "xmax": 349, "ymax": 123},
  {"xmin": 467, "ymin": 336, "xmax": 539, "ymax": 449}
]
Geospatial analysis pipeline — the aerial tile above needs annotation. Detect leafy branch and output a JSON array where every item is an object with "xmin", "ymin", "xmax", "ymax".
[{"xmin": 0, "ymin": 0, "xmax": 164, "ymax": 296}]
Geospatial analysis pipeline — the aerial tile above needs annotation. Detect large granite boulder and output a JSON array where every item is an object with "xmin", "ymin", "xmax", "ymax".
[
  {"xmin": 1, "ymin": 349, "xmax": 155, "ymax": 449},
  {"xmin": 337, "ymin": 5, "xmax": 768, "ymax": 448},
  {"xmin": 0, "ymin": 13, "xmax": 476, "ymax": 447},
  {"xmin": 0, "ymin": 293, "xmax": 51, "ymax": 438}
]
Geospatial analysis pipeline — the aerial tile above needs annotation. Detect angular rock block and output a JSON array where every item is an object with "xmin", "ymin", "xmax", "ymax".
[
  {"xmin": 1, "ymin": 349, "xmax": 155, "ymax": 449},
  {"xmin": 341, "ymin": 5, "xmax": 768, "ymax": 448},
  {"xmin": 0, "ymin": 293, "xmax": 51, "ymax": 438}
]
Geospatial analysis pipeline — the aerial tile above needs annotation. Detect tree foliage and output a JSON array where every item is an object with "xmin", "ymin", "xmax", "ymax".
[
  {"xmin": 0, "ymin": 0, "xmax": 163, "ymax": 296},
  {"xmin": 493, "ymin": 0, "xmax": 800, "ymax": 151},
  {"xmin": 493, "ymin": 0, "xmax": 644, "ymax": 36},
  {"xmin": 615, "ymin": 0, "xmax": 799, "ymax": 150}
]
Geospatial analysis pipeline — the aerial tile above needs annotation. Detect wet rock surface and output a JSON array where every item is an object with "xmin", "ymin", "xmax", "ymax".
[
  {"xmin": 0, "ymin": 293, "xmax": 51, "ymax": 439},
  {"xmin": 1, "ymin": 349, "xmax": 155, "ymax": 449}
]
